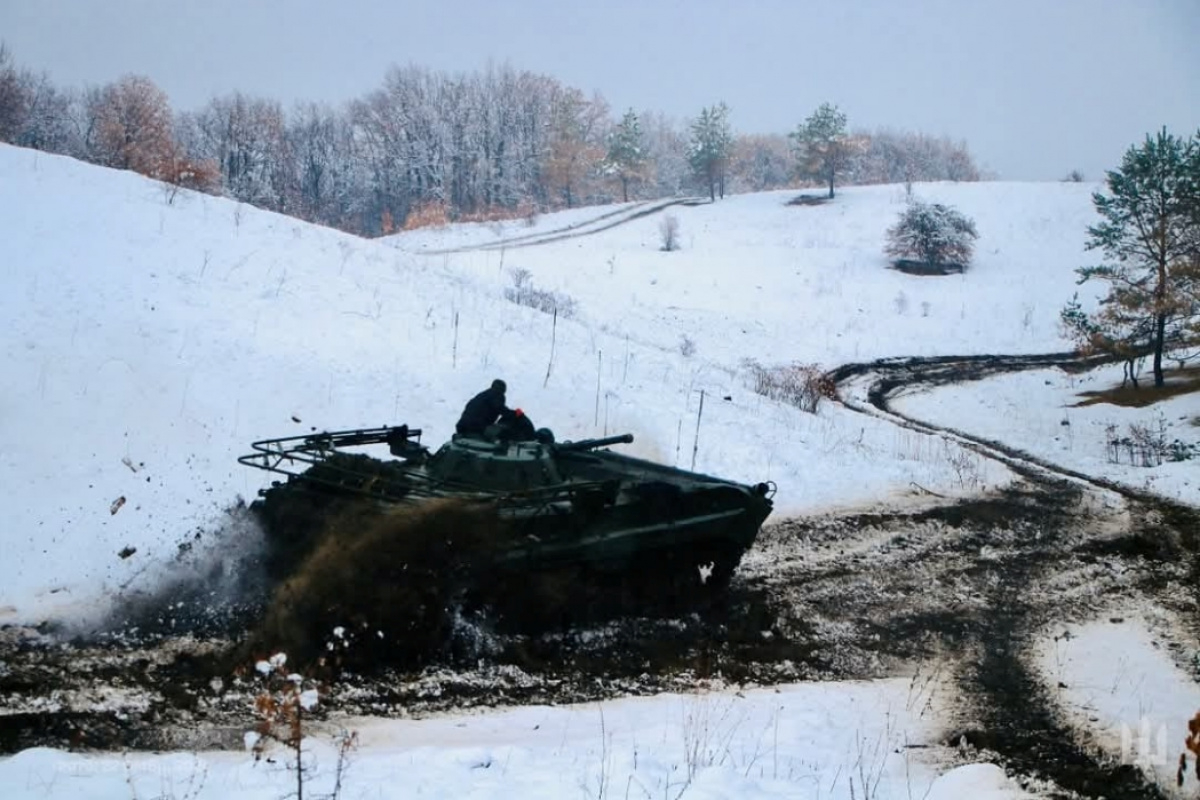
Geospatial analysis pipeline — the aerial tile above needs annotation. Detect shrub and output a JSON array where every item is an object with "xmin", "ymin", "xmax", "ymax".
[
  {"xmin": 742, "ymin": 360, "xmax": 835, "ymax": 413},
  {"xmin": 885, "ymin": 200, "xmax": 978, "ymax": 272},
  {"xmin": 659, "ymin": 213, "xmax": 680, "ymax": 251},
  {"xmin": 160, "ymin": 154, "xmax": 221, "ymax": 202},
  {"xmin": 402, "ymin": 200, "xmax": 450, "ymax": 230},
  {"xmin": 504, "ymin": 268, "xmax": 578, "ymax": 317},
  {"xmin": 1105, "ymin": 418, "xmax": 1198, "ymax": 467}
]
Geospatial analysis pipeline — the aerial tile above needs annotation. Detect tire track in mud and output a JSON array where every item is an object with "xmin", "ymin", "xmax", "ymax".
[{"xmin": 823, "ymin": 351, "xmax": 1199, "ymax": 799}]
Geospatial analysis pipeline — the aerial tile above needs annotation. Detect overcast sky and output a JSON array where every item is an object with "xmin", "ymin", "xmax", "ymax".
[{"xmin": 2, "ymin": 0, "xmax": 1197, "ymax": 181}]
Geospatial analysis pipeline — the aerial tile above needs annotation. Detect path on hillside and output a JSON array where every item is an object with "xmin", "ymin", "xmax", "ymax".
[
  {"xmin": 1, "ymin": 351, "xmax": 1197, "ymax": 799},
  {"xmin": 408, "ymin": 196, "xmax": 707, "ymax": 255}
]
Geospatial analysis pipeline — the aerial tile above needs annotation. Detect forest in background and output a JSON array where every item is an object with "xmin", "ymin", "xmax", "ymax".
[{"xmin": 0, "ymin": 44, "xmax": 982, "ymax": 236}]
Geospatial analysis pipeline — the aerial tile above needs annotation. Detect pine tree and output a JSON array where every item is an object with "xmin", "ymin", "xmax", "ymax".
[
  {"xmin": 789, "ymin": 102, "xmax": 852, "ymax": 199},
  {"xmin": 604, "ymin": 109, "xmax": 646, "ymax": 202},
  {"xmin": 688, "ymin": 102, "xmax": 732, "ymax": 201},
  {"xmin": 1061, "ymin": 129, "xmax": 1200, "ymax": 387}
]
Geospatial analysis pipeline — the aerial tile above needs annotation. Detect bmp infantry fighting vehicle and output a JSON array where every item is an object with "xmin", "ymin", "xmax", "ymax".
[{"xmin": 239, "ymin": 419, "xmax": 775, "ymax": 604}]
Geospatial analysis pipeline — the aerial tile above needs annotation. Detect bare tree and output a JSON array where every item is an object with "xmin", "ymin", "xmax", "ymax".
[
  {"xmin": 642, "ymin": 111, "xmax": 689, "ymax": 197},
  {"xmin": 848, "ymin": 129, "xmax": 981, "ymax": 186},
  {"xmin": 728, "ymin": 133, "xmax": 794, "ymax": 193},
  {"xmin": 0, "ymin": 42, "xmax": 25, "ymax": 143},
  {"xmin": 543, "ymin": 87, "xmax": 608, "ymax": 208},
  {"xmin": 90, "ymin": 75, "xmax": 177, "ymax": 178},
  {"xmin": 13, "ymin": 71, "xmax": 77, "ymax": 154},
  {"xmin": 179, "ymin": 92, "xmax": 291, "ymax": 207}
]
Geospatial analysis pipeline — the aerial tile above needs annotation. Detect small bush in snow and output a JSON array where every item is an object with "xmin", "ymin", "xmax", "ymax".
[
  {"xmin": 743, "ymin": 360, "xmax": 835, "ymax": 413},
  {"xmin": 659, "ymin": 213, "xmax": 681, "ymax": 251},
  {"xmin": 679, "ymin": 334, "xmax": 697, "ymax": 358},
  {"xmin": 1105, "ymin": 417, "xmax": 1197, "ymax": 467},
  {"xmin": 249, "ymin": 652, "xmax": 358, "ymax": 799},
  {"xmin": 885, "ymin": 200, "xmax": 978, "ymax": 272},
  {"xmin": 504, "ymin": 268, "xmax": 578, "ymax": 318}
]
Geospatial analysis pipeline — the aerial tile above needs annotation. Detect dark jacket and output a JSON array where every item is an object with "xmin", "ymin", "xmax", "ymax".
[{"xmin": 456, "ymin": 386, "xmax": 510, "ymax": 435}]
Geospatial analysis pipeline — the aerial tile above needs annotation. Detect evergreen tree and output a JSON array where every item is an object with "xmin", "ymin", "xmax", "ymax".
[
  {"xmin": 1061, "ymin": 129, "xmax": 1200, "ymax": 387},
  {"xmin": 688, "ymin": 102, "xmax": 732, "ymax": 201},
  {"xmin": 884, "ymin": 201, "xmax": 978, "ymax": 271},
  {"xmin": 604, "ymin": 109, "xmax": 646, "ymax": 202},
  {"xmin": 789, "ymin": 102, "xmax": 852, "ymax": 199}
]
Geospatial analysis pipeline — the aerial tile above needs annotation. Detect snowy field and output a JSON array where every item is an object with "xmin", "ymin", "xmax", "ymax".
[
  {"xmin": 0, "ymin": 678, "xmax": 999, "ymax": 800},
  {"xmin": 1, "ymin": 143, "xmax": 1197, "ymax": 798},
  {"xmin": 1035, "ymin": 614, "xmax": 1200, "ymax": 797},
  {"xmin": 894, "ymin": 363, "xmax": 1199, "ymax": 503}
]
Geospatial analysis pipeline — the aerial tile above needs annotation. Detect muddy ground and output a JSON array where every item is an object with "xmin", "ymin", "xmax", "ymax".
[{"xmin": 1, "ymin": 353, "xmax": 1197, "ymax": 799}]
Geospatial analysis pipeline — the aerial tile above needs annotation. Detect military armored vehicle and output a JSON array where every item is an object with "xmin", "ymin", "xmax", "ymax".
[{"xmin": 239, "ymin": 420, "xmax": 774, "ymax": 606}]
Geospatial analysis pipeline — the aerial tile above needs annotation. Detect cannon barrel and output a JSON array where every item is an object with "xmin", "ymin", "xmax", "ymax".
[{"xmin": 555, "ymin": 433, "xmax": 634, "ymax": 453}]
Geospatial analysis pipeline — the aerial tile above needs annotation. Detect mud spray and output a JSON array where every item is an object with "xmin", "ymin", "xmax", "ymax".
[
  {"xmin": 241, "ymin": 497, "xmax": 511, "ymax": 672},
  {"xmin": 97, "ymin": 501, "xmax": 272, "ymax": 640}
]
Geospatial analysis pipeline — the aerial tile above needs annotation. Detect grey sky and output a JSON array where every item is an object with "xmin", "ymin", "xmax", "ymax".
[{"xmin": 2, "ymin": 0, "xmax": 1197, "ymax": 180}]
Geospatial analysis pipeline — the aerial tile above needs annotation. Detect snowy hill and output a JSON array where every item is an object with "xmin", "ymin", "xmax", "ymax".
[
  {"xmin": 390, "ymin": 181, "xmax": 1103, "ymax": 364},
  {"xmin": 0, "ymin": 142, "xmax": 1152, "ymax": 624},
  {"xmin": 3, "ymin": 145, "xmax": 1200, "ymax": 800}
]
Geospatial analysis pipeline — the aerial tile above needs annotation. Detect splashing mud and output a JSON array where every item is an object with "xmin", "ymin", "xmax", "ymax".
[{"xmin": 244, "ymin": 497, "xmax": 510, "ymax": 671}]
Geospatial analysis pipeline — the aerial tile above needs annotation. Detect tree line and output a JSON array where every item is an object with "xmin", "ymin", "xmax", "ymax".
[{"xmin": 0, "ymin": 43, "xmax": 981, "ymax": 236}]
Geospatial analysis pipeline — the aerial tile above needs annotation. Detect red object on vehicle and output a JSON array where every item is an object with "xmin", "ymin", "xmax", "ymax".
[{"xmin": 515, "ymin": 408, "xmax": 524, "ymax": 417}]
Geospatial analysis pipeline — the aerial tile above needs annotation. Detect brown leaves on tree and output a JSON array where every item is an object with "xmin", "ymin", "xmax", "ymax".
[{"xmin": 89, "ymin": 74, "xmax": 218, "ymax": 195}]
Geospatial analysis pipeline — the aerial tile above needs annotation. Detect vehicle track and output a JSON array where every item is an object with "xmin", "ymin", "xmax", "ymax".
[
  {"xmin": 826, "ymin": 351, "xmax": 1199, "ymax": 798},
  {"xmin": 410, "ymin": 196, "xmax": 707, "ymax": 254}
]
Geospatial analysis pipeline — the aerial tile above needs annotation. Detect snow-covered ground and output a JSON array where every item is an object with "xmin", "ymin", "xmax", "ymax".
[
  {"xmin": 894, "ymin": 363, "xmax": 1199, "ymax": 503},
  {"xmin": 1035, "ymin": 615, "xmax": 1200, "ymax": 797},
  {"xmin": 1, "ymin": 143, "xmax": 1197, "ymax": 798},
  {"xmin": 0, "ymin": 678, "xmax": 1001, "ymax": 800}
]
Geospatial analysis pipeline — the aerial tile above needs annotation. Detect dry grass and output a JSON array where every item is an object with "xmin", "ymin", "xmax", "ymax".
[
  {"xmin": 402, "ymin": 200, "xmax": 451, "ymax": 230},
  {"xmin": 743, "ymin": 359, "xmax": 836, "ymax": 413},
  {"xmin": 457, "ymin": 201, "xmax": 538, "ymax": 226},
  {"xmin": 1073, "ymin": 366, "xmax": 1200, "ymax": 408},
  {"xmin": 402, "ymin": 200, "xmax": 538, "ymax": 231}
]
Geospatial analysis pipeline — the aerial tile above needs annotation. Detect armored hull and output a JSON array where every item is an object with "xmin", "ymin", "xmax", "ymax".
[{"xmin": 239, "ymin": 425, "xmax": 774, "ymax": 606}]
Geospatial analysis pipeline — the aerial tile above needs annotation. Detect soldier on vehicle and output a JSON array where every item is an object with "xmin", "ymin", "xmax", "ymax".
[{"xmin": 455, "ymin": 379, "xmax": 513, "ymax": 436}]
